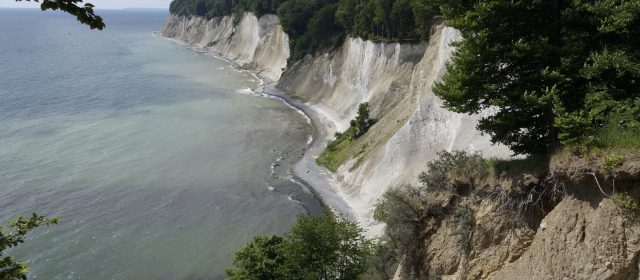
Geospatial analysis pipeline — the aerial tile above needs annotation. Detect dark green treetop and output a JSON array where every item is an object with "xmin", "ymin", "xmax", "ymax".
[
  {"xmin": 15, "ymin": 0, "xmax": 105, "ymax": 30},
  {"xmin": 350, "ymin": 102, "xmax": 375, "ymax": 139},
  {"xmin": 226, "ymin": 212, "xmax": 372, "ymax": 280},
  {"xmin": 434, "ymin": 0, "xmax": 640, "ymax": 154}
]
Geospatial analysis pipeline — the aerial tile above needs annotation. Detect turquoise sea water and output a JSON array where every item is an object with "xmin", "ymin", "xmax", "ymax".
[{"xmin": 0, "ymin": 9, "xmax": 319, "ymax": 279}]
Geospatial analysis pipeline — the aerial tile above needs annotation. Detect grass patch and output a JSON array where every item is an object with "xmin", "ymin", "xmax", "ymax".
[
  {"xmin": 206, "ymin": 40, "xmax": 219, "ymax": 47},
  {"xmin": 317, "ymin": 128, "xmax": 356, "ymax": 172},
  {"xmin": 594, "ymin": 122, "xmax": 640, "ymax": 152},
  {"xmin": 317, "ymin": 103, "xmax": 375, "ymax": 173}
]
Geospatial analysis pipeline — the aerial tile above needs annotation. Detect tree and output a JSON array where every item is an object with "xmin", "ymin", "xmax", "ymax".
[
  {"xmin": 434, "ymin": 0, "xmax": 640, "ymax": 155},
  {"xmin": 1, "ymin": 214, "xmax": 59, "ymax": 280},
  {"xmin": 225, "ymin": 236, "xmax": 287, "ymax": 280},
  {"xmin": 373, "ymin": 185, "xmax": 425, "ymax": 252},
  {"xmin": 15, "ymin": 0, "xmax": 105, "ymax": 30},
  {"xmin": 226, "ymin": 212, "xmax": 372, "ymax": 280},
  {"xmin": 350, "ymin": 102, "xmax": 375, "ymax": 139},
  {"xmin": 410, "ymin": 0, "xmax": 441, "ymax": 40},
  {"xmin": 282, "ymin": 213, "xmax": 372, "ymax": 279}
]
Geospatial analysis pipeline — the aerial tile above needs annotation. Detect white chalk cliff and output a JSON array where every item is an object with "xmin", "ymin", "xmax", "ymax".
[
  {"xmin": 159, "ymin": 14, "xmax": 511, "ymax": 231},
  {"xmin": 160, "ymin": 13, "xmax": 640, "ymax": 280},
  {"xmin": 278, "ymin": 25, "xmax": 512, "ymax": 232},
  {"xmin": 160, "ymin": 13, "xmax": 289, "ymax": 82}
]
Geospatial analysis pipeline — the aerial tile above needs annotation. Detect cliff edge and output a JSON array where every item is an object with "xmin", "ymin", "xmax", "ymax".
[{"xmin": 159, "ymin": 13, "xmax": 640, "ymax": 279}]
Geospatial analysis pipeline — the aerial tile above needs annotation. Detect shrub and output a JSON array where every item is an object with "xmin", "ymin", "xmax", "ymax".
[
  {"xmin": 454, "ymin": 206, "xmax": 475, "ymax": 254},
  {"xmin": 603, "ymin": 153, "xmax": 625, "ymax": 173},
  {"xmin": 612, "ymin": 193, "xmax": 640, "ymax": 215},
  {"xmin": 363, "ymin": 238, "xmax": 401, "ymax": 280},
  {"xmin": 226, "ymin": 212, "xmax": 372, "ymax": 280},
  {"xmin": 374, "ymin": 185, "xmax": 425, "ymax": 252},
  {"xmin": 418, "ymin": 151, "xmax": 487, "ymax": 191}
]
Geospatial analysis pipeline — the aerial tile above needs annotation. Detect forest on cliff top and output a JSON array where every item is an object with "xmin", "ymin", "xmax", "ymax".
[{"xmin": 170, "ymin": 0, "xmax": 639, "ymax": 158}]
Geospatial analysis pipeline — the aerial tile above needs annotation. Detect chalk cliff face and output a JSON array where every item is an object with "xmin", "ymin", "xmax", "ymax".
[
  {"xmin": 159, "ymin": 14, "xmax": 640, "ymax": 279},
  {"xmin": 159, "ymin": 13, "xmax": 289, "ymax": 82},
  {"xmin": 160, "ymin": 13, "xmax": 513, "ymax": 231},
  {"xmin": 278, "ymin": 25, "xmax": 512, "ymax": 231}
]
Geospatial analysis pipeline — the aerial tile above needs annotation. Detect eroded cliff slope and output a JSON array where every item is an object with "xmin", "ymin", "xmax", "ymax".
[
  {"xmin": 278, "ymin": 24, "xmax": 512, "ymax": 231},
  {"xmin": 159, "ymin": 13, "xmax": 640, "ymax": 279}
]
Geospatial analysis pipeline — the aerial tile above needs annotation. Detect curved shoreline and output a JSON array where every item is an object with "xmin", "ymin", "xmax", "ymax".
[
  {"xmin": 157, "ymin": 33, "xmax": 357, "ymax": 220},
  {"xmin": 261, "ymin": 86, "xmax": 356, "ymax": 220}
]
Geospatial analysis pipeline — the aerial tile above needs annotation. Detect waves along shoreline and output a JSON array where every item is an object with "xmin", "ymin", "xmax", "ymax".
[{"xmin": 156, "ymin": 31, "xmax": 357, "ymax": 220}]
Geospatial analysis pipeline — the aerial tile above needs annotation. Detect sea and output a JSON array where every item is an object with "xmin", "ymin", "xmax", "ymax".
[{"xmin": 0, "ymin": 8, "xmax": 322, "ymax": 279}]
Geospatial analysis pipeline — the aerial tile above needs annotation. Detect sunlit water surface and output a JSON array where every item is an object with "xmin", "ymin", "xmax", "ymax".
[{"xmin": 0, "ymin": 9, "xmax": 318, "ymax": 279}]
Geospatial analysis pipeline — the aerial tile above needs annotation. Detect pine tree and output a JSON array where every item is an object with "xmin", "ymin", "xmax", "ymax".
[{"xmin": 435, "ymin": 0, "xmax": 640, "ymax": 154}]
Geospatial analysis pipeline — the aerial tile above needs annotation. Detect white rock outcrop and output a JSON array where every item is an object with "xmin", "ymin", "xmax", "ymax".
[{"xmin": 160, "ymin": 13, "xmax": 289, "ymax": 82}]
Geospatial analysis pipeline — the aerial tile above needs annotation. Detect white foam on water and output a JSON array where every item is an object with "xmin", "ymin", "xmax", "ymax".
[{"xmin": 236, "ymin": 88, "xmax": 255, "ymax": 95}]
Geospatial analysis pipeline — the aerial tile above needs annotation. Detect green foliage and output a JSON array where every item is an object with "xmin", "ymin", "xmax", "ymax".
[
  {"xmin": 373, "ymin": 185, "xmax": 425, "ymax": 252},
  {"xmin": 454, "ymin": 205, "xmax": 475, "ymax": 254},
  {"xmin": 409, "ymin": 0, "xmax": 442, "ymax": 40},
  {"xmin": 170, "ymin": 0, "xmax": 273, "ymax": 18},
  {"xmin": 603, "ymin": 153, "xmax": 625, "ymax": 173},
  {"xmin": 589, "ymin": 98, "xmax": 640, "ymax": 151},
  {"xmin": 169, "ymin": 0, "xmax": 444, "ymax": 62},
  {"xmin": 374, "ymin": 185, "xmax": 447, "ymax": 277},
  {"xmin": 16, "ymin": 0, "xmax": 105, "ymax": 30},
  {"xmin": 612, "ymin": 193, "xmax": 640, "ymax": 215},
  {"xmin": 485, "ymin": 155, "xmax": 549, "ymax": 178},
  {"xmin": 418, "ymin": 151, "xmax": 487, "ymax": 191},
  {"xmin": 1, "ymin": 214, "xmax": 59, "ymax": 280},
  {"xmin": 317, "ymin": 103, "xmax": 375, "ymax": 172},
  {"xmin": 283, "ymin": 1, "xmax": 345, "ymax": 61},
  {"xmin": 363, "ymin": 239, "xmax": 400, "ymax": 280},
  {"xmin": 225, "ymin": 236, "xmax": 286, "ymax": 280},
  {"xmin": 226, "ymin": 212, "xmax": 373, "ymax": 280},
  {"xmin": 435, "ymin": 0, "xmax": 640, "ymax": 155},
  {"xmin": 316, "ymin": 129, "xmax": 355, "ymax": 172},
  {"xmin": 335, "ymin": 0, "xmax": 440, "ymax": 40},
  {"xmin": 350, "ymin": 103, "xmax": 375, "ymax": 139}
]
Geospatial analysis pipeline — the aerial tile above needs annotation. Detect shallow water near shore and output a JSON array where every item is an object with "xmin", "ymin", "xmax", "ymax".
[{"xmin": 0, "ymin": 9, "xmax": 320, "ymax": 279}]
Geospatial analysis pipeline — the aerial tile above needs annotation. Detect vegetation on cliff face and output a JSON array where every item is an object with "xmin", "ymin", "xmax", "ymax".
[
  {"xmin": 170, "ymin": 0, "xmax": 639, "ymax": 156},
  {"xmin": 317, "ymin": 103, "xmax": 376, "ymax": 172},
  {"xmin": 168, "ymin": 0, "xmax": 640, "ymax": 277},
  {"xmin": 375, "ymin": 150, "xmax": 640, "ymax": 278}
]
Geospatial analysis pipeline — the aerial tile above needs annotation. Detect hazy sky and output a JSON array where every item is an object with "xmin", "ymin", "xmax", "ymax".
[{"xmin": 0, "ymin": 0, "xmax": 172, "ymax": 9}]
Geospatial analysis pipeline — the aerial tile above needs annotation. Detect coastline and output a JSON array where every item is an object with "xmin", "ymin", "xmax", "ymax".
[
  {"xmin": 157, "ymin": 32, "xmax": 357, "ymax": 220},
  {"xmin": 263, "ymin": 87, "xmax": 357, "ymax": 220}
]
